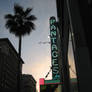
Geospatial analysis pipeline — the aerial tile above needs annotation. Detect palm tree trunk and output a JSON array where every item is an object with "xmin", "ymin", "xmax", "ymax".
[
  {"xmin": 19, "ymin": 36, "xmax": 22, "ymax": 57},
  {"xmin": 18, "ymin": 36, "xmax": 22, "ymax": 92}
]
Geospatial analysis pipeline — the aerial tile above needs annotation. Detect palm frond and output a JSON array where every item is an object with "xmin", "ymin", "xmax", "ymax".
[
  {"xmin": 14, "ymin": 3, "xmax": 24, "ymax": 15},
  {"xmin": 26, "ymin": 15, "xmax": 37, "ymax": 21},
  {"xmin": 24, "ymin": 21, "xmax": 35, "ymax": 30},
  {"xmin": 24, "ymin": 8, "xmax": 32, "ymax": 17},
  {"xmin": 20, "ymin": 25, "xmax": 31, "ymax": 36},
  {"xmin": 5, "ymin": 20, "xmax": 17, "ymax": 29},
  {"xmin": 5, "ymin": 14, "xmax": 14, "ymax": 19},
  {"xmin": 10, "ymin": 26, "xmax": 20, "ymax": 36}
]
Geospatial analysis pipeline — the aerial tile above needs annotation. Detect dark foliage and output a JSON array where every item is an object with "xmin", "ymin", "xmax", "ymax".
[{"xmin": 5, "ymin": 3, "xmax": 37, "ymax": 37}]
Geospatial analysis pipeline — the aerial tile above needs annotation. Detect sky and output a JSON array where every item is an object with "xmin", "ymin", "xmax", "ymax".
[{"xmin": 0, "ymin": 0, "xmax": 76, "ymax": 91}]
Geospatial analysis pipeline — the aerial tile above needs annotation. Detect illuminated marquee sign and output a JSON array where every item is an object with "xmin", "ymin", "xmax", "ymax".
[
  {"xmin": 50, "ymin": 16, "xmax": 60, "ymax": 80},
  {"xmin": 39, "ymin": 78, "xmax": 77, "ymax": 92},
  {"xmin": 39, "ymin": 78, "xmax": 61, "ymax": 92}
]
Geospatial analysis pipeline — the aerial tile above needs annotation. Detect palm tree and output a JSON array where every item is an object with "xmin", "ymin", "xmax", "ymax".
[{"xmin": 5, "ymin": 4, "xmax": 37, "ymax": 57}]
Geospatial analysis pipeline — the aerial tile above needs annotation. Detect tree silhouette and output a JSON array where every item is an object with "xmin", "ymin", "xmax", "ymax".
[{"xmin": 5, "ymin": 3, "xmax": 37, "ymax": 57}]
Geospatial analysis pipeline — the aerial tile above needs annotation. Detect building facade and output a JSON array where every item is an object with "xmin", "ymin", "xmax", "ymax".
[
  {"xmin": 20, "ymin": 74, "xmax": 36, "ymax": 92},
  {"xmin": 56, "ymin": 0, "xmax": 92, "ymax": 92},
  {"xmin": 0, "ymin": 38, "xmax": 24, "ymax": 92}
]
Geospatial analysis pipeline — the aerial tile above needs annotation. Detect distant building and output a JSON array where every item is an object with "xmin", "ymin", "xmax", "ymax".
[
  {"xmin": 20, "ymin": 74, "xmax": 36, "ymax": 92},
  {"xmin": 0, "ymin": 38, "xmax": 24, "ymax": 92}
]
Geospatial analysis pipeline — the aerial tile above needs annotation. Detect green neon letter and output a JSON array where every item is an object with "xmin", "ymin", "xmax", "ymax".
[
  {"xmin": 51, "ymin": 37, "xmax": 56, "ymax": 43},
  {"xmin": 52, "ymin": 58, "xmax": 58, "ymax": 65},
  {"xmin": 50, "ymin": 31, "xmax": 56, "ymax": 37},
  {"xmin": 50, "ymin": 19, "xmax": 56, "ymax": 25},
  {"xmin": 52, "ymin": 51, "xmax": 58, "ymax": 58},
  {"xmin": 52, "ymin": 44, "xmax": 57, "ymax": 50},
  {"xmin": 50, "ymin": 25, "xmax": 56, "ymax": 30}
]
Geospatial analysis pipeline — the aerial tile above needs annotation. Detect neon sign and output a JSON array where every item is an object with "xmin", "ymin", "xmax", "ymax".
[{"xmin": 50, "ymin": 16, "xmax": 60, "ymax": 80}]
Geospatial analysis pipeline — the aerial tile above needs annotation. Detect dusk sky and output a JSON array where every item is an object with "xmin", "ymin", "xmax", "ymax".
[{"xmin": 0, "ymin": 0, "xmax": 76, "ymax": 91}]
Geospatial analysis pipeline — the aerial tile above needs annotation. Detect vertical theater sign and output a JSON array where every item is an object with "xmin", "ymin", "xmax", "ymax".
[
  {"xmin": 39, "ymin": 17, "xmax": 77, "ymax": 92},
  {"xmin": 50, "ymin": 16, "xmax": 60, "ymax": 80}
]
